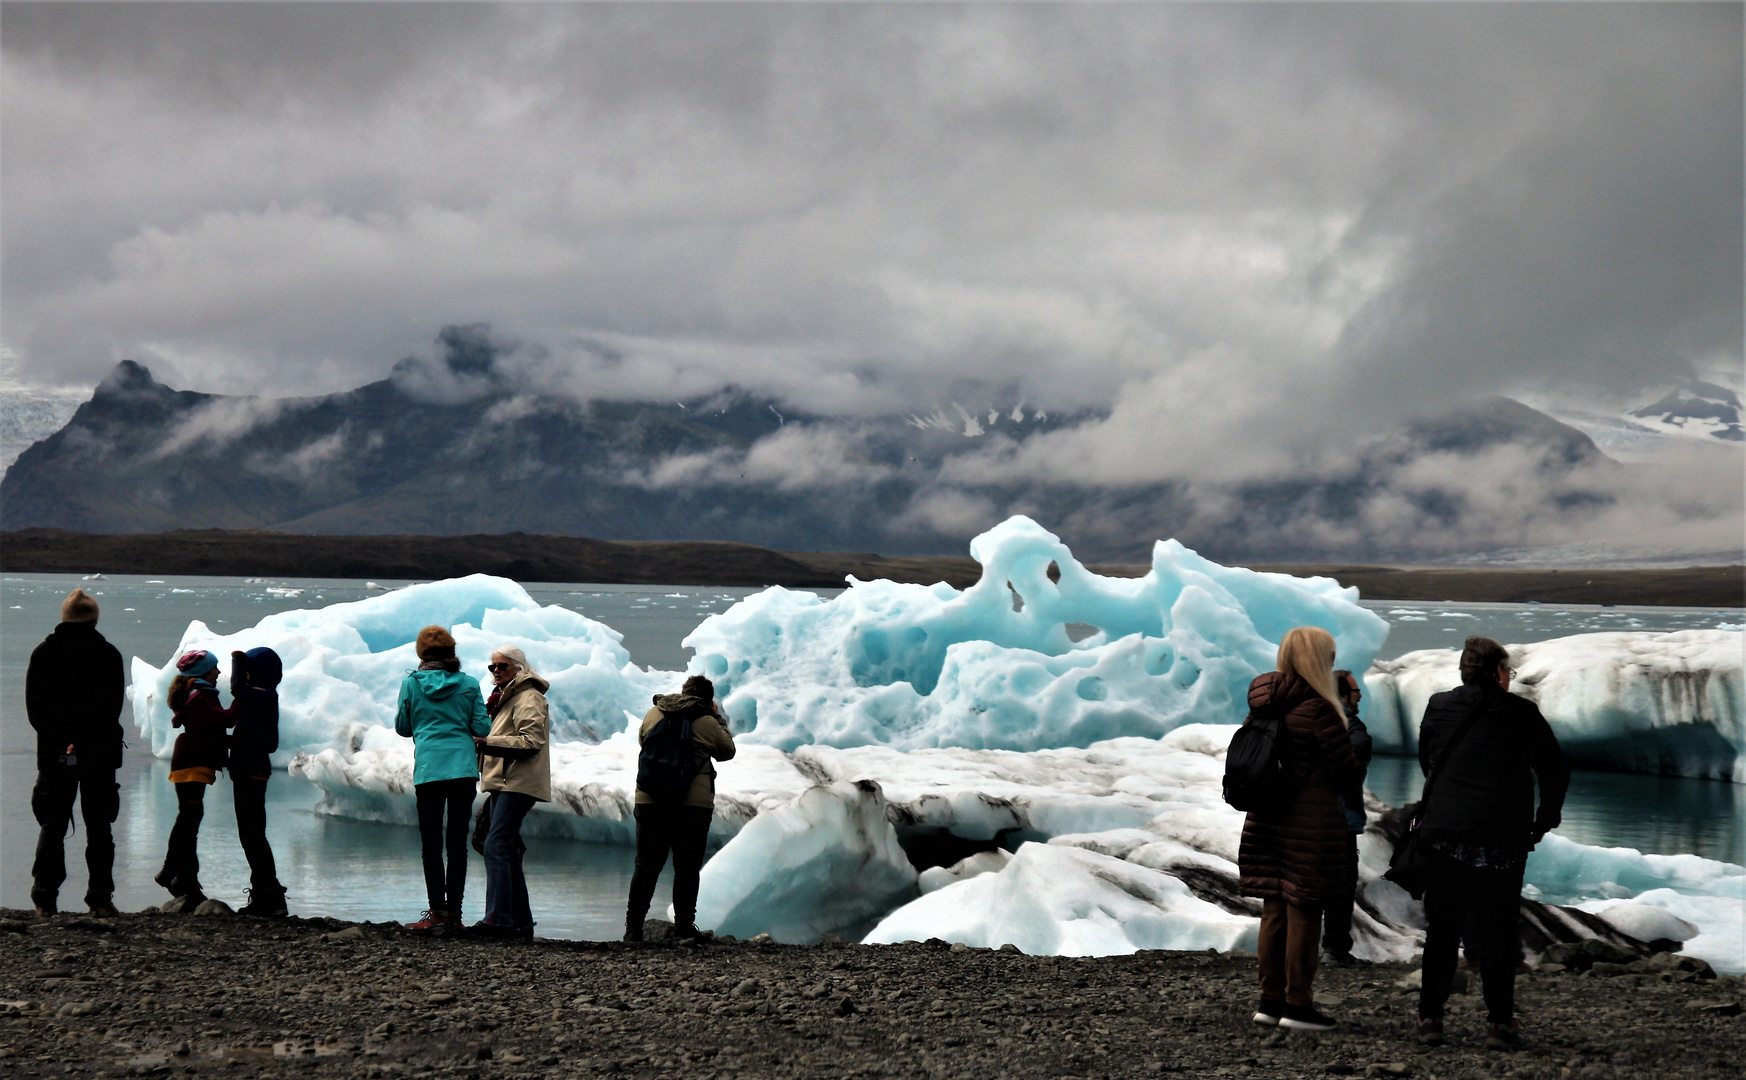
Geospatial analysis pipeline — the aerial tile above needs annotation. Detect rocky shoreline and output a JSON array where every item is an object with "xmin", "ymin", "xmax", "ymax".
[{"xmin": 1, "ymin": 909, "xmax": 1740, "ymax": 1080}]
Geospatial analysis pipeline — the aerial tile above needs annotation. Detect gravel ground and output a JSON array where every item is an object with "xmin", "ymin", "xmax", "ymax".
[{"xmin": 0, "ymin": 909, "xmax": 1739, "ymax": 1080}]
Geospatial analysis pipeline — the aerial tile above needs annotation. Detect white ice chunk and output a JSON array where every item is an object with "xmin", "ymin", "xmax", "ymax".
[
  {"xmin": 863, "ymin": 843, "xmax": 1258, "ymax": 956},
  {"xmin": 132, "ymin": 574, "xmax": 679, "ymax": 763},
  {"xmin": 685, "ymin": 515, "xmax": 1387, "ymax": 751},
  {"xmin": 694, "ymin": 780, "xmax": 918, "ymax": 944},
  {"xmin": 918, "ymin": 850, "xmax": 1011, "ymax": 894},
  {"xmin": 1591, "ymin": 902, "xmax": 1699, "ymax": 944},
  {"xmin": 1364, "ymin": 629, "xmax": 1744, "ymax": 781}
]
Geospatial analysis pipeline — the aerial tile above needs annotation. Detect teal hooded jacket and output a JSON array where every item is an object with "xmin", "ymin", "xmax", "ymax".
[{"xmin": 394, "ymin": 669, "xmax": 492, "ymax": 785}]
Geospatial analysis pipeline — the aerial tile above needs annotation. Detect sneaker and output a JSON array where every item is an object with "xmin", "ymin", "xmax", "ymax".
[
  {"xmin": 237, "ymin": 889, "xmax": 288, "ymax": 918},
  {"xmin": 1278, "ymin": 1004, "xmax": 1338, "ymax": 1032},
  {"xmin": 1252, "ymin": 999, "xmax": 1285, "ymax": 1026},
  {"xmin": 1486, "ymin": 1020, "xmax": 1527, "ymax": 1051},
  {"xmin": 1416, "ymin": 1014, "xmax": 1445, "ymax": 1047},
  {"xmin": 86, "ymin": 900, "xmax": 121, "ymax": 918},
  {"xmin": 405, "ymin": 909, "xmax": 450, "ymax": 934}
]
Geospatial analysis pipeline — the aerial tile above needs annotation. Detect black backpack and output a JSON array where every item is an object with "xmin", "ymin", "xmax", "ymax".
[
  {"xmin": 1222, "ymin": 707, "xmax": 1294, "ymax": 813},
  {"xmin": 637, "ymin": 702, "xmax": 705, "ymax": 803}
]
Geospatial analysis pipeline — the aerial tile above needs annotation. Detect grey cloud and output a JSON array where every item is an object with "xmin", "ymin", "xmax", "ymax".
[{"xmin": 0, "ymin": 3, "xmax": 1738, "ymax": 558}]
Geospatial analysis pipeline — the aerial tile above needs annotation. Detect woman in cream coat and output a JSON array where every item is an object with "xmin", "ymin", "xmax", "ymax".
[{"xmin": 472, "ymin": 646, "xmax": 550, "ymax": 940}]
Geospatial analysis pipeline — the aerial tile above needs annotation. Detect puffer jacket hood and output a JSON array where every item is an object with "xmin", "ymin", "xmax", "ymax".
[
  {"xmin": 653, "ymin": 693, "xmax": 706, "ymax": 714},
  {"xmin": 408, "ymin": 668, "xmax": 466, "ymax": 700},
  {"xmin": 1248, "ymin": 670, "xmax": 1316, "ymax": 714},
  {"xmin": 241, "ymin": 647, "xmax": 283, "ymax": 691}
]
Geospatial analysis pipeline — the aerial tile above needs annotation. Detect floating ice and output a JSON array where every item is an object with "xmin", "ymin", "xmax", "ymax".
[
  {"xmin": 1364, "ymin": 630, "xmax": 1744, "ymax": 782},
  {"xmin": 693, "ymin": 780, "xmax": 918, "ymax": 943},
  {"xmin": 918, "ymin": 850, "xmax": 1011, "ymax": 894},
  {"xmin": 863, "ymin": 843, "xmax": 1258, "ymax": 956},
  {"xmin": 686, "ymin": 516, "xmax": 1387, "ymax": 752},
  {"xmin": 132, "ymin": 574, "xmax": 675, "ymax": 764}
]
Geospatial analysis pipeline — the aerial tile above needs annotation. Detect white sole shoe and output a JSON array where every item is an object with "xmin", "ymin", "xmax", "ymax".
[{"xmin": 1279, "ymin": 1015, "xmax": 1337, "ymax": 1032}]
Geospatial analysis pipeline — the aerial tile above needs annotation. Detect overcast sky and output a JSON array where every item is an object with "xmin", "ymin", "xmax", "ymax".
[{"xmin": 2, "ymin": 3, "xmax": 1741, "ymax": 513}]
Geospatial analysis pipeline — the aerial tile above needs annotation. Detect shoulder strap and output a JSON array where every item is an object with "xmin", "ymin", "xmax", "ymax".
[{"xmin": 1417, "ymin": 701, "xmax": 1487, "ymax": 816}]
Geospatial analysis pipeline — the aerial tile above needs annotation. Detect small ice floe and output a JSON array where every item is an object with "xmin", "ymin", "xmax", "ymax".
[
  {"xmin": 263, "ymin": 587, "xmax": 304, "ymax": 598},
  {"xmin": 1388, "ymin": 608, "xmax": 1426, "ymax": 615},
  {"xmin": 242, "ymin": 577, "xmax": 269, "ymax": 584},
  {"xmin": 80, "ymin": 573, "xmax": 105, "ymax": 581},
  {"xmin": 170, "ymin": 588, "xmax": 196, "ymax": 594},
  {"xmin": 146, "ymin": 580, "xmax": 166, "ymax": 584},
  {"xmin": 364, "ymin": 582, "xmax": 390, "ymax": 592}
]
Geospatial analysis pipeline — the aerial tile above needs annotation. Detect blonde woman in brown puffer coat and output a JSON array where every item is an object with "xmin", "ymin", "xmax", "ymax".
[{"xmin": 1237, "ymin": 626, "xmax": 1360, "ymax": 1033}]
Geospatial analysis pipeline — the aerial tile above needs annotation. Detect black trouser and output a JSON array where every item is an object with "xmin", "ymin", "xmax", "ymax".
[
  {"xmin": 627, "ymin": 804, "xmax": 713, "ymax": 928},
  {"xmin": 161, "ymin": 781, "xmax": 208, "ymax": 894},
  {"xmin": 1419, "ymin": 853, "xmax": 1525, "ymax": 1025},
  {"xmin": 415, "ymin": 777, "xmax": 476, "ymax": 915},
  {"xmin": 30, "ymin": 764, "xmax": 119, "ymax": 908},
  {"xmin": 1322, "ymin": 833, "xmax": 1361, "ymax": 956},
  {"xmin": 231, "ymin": 776, "xmax": 283, "ymax": 896}
]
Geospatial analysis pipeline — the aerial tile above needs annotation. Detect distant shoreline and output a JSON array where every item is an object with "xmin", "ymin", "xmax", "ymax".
[{"xmin": 1, "ymin": 528, "xmax": 1739, "ymax": 607}]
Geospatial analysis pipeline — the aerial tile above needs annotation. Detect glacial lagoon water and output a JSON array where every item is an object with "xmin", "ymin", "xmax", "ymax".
[{"xmin": 2, "ymin": 572, "xmax": 1739, "ymax": 935}]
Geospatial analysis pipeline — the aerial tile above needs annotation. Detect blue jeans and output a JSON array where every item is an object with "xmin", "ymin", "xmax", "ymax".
[{"xmin": 482, "ymin": 791, "xmax": 536, "ymax": 930}]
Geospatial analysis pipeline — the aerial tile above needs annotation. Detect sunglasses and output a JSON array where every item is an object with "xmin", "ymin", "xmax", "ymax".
[{"xmin": 486, "ymin": 662, "xmax": 516, "ymax": 673}]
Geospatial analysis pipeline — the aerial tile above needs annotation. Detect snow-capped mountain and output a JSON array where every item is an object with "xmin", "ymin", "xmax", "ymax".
[{"xmin": 1515, "ymin": 370, "xmax": 1742, "ymax": 463}]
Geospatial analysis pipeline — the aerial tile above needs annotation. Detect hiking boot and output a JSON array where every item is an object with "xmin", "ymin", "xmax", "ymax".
[
  {"xmin": 1416, "ymin": 1014, "xmax": 1445, "ymax": 1047},
  {"xmin": 405, "ymin": 909, "xmax": 451, "ymax": 934},
  {"xmin": 1486, "ymin": 1020, "xmax": 1527, "ymax": 1051},
  {"xmin": 1252, "ymin": 999, "xmax": 1285, "ymax": 1026},
  {"xmin": 1321, "ymin": 949, "xmax": 1367, "ymax": 968},
  {"xmin": 154, "ymin": 868, "xmax": 186, "ymax": 897},
  {"xmin": 86, "ymin": 900, "xmax": 121, "ymax": 918},
  {"xmin": 623, "ymin": 919, "xmax": 644, "ymax": 943},
  {"xmin": 30, "ymin": 890, "xmax": 56, "ymax": 917},
  {"xmin": 237, "ymin": 889, "xmax": 288, "ymax": 918},
  {"xmin": 1278, "ymin": 1004, "xmax": 1338, "ymax": 1032},
  {"xmin": 672, "ymin": 922, "xmax": 703, "ymax": 941},
  {"xmin": 468, "ymin": 921, "xmax": 518, "ymax": 941}
]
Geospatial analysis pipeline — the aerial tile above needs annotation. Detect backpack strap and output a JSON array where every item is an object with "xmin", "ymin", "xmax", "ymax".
[{"xmin": 1413, "ymin": 700, "xmax": 1488, "ymax": 827}]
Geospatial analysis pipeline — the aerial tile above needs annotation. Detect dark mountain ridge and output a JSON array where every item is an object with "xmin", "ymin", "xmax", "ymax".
[{"xmin": 1, "ymin": 325, "xmax": 1629, "ymax": 562}]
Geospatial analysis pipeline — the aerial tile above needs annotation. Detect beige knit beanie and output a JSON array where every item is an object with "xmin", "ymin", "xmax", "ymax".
[{"xmin": 61, "ymin": 588, "xmax": 100, "ymax": 625}]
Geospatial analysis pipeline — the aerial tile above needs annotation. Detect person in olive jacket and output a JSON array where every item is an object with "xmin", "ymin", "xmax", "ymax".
[
  {"xmin": 624, "ymin": 674, "xmax": 736, "ymax": 942},
  {"xmin": 1413, "ymin": 636, "xmax": 1568, "ymax": 1051},
  {"xmin": 25, "ymin": 588, "xmax": 126, "ymax": 917},
  {"xmin": 472, "ymin": 646, "xmax": 551, "ymax": 940},
  {"xmin": 395, "ymin": 626, "xmax": 491, "ymax": 934},
  {"xmin": 156, "ymin": 649, "xmax": 236, "ymax": 905},
  {"xmin": 1238, "ymin": 627, "xmax": 1360, "ymax": 1033}
]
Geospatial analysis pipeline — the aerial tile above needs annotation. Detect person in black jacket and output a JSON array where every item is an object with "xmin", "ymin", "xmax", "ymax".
[
  {"xmin": 25, "ymin": 589, "xmax": 126, "ymax": 917},
  {"xmin": 1321, "ymin": 670, "xmax": 1373, "ymax": 967},
  {"xmin": 1413, "ymin": 636, "xmax": 1569, "ymax": 1051},
  {"xmin": 228, "ymin": 648, "xmax": 287, "ymax": 916}
]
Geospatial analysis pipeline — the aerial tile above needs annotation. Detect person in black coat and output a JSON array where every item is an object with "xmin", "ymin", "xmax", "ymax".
[
  {"xmin": 1413, "ymin": 636, "xmax": 1569, "ymax": 1051},
  {"xmin": 1321, "ymin": 670, "xmax": 1373, "ymax": 967},
  {"xmin": 228, "ymin": 648, "xmax": 287, "ymax": 916},
  {"xmin": 24, "ymin": 589, "xmax": 126, "ymax": 916}
]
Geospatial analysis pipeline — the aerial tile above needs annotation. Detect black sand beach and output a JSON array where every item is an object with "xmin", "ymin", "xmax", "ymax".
[{"xmin": 2, "ymin": 909, "xmax": 1739, "ymax": 1080}]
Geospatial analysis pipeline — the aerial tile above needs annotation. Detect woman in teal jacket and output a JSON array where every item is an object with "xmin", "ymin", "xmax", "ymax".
[{"xmin": 395, "ymin": 625, "xmax": 490, "ymax": 934}]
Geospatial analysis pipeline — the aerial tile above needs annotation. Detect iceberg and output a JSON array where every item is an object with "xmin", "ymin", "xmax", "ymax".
[
  {"xmin": 1365, "ymin": 630, "xmax": 1745, "ymax": 781},
  {"xmin": 130, "ymin": 574, "xmax": 676, "ymax": 764},
  {"xmin": 863, "ymin": 843, "xmax": 1258, "ymax": 957},
  {"xmin": 685, "ymin": 515, "xmax": 1388, "ymax": 751},
  {"xmin": 693, "ymin": 780, "xmax": 918, "ymax": 944}
]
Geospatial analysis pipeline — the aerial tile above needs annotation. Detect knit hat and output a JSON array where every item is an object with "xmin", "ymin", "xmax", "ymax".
[
  {"xmin": 61, "ymin": 588, "xmax": 99, "ymax": 625},
  {"xmin": 175, "ymin": 650, "xmax": 219, "ymax": 678},
  {"xmin": 415, "ymin": 625, "xmax": 457, "ymax": 660}
]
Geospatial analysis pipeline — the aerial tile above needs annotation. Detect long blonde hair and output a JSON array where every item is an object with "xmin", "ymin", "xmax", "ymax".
[{"xmin": 1277, "ymin": 627, "xmax": 1348, "ymax": 729}]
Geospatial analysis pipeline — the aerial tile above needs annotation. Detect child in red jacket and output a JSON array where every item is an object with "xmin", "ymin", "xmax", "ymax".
[{"xmin": 155, "ymin": 649, "xmax": 234, "ymax": 905}]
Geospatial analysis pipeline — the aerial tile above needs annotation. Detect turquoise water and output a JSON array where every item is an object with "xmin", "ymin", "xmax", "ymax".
[{"xmin": 2, "ymin": 572, "xmax": 1738, "ymax": 931}]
